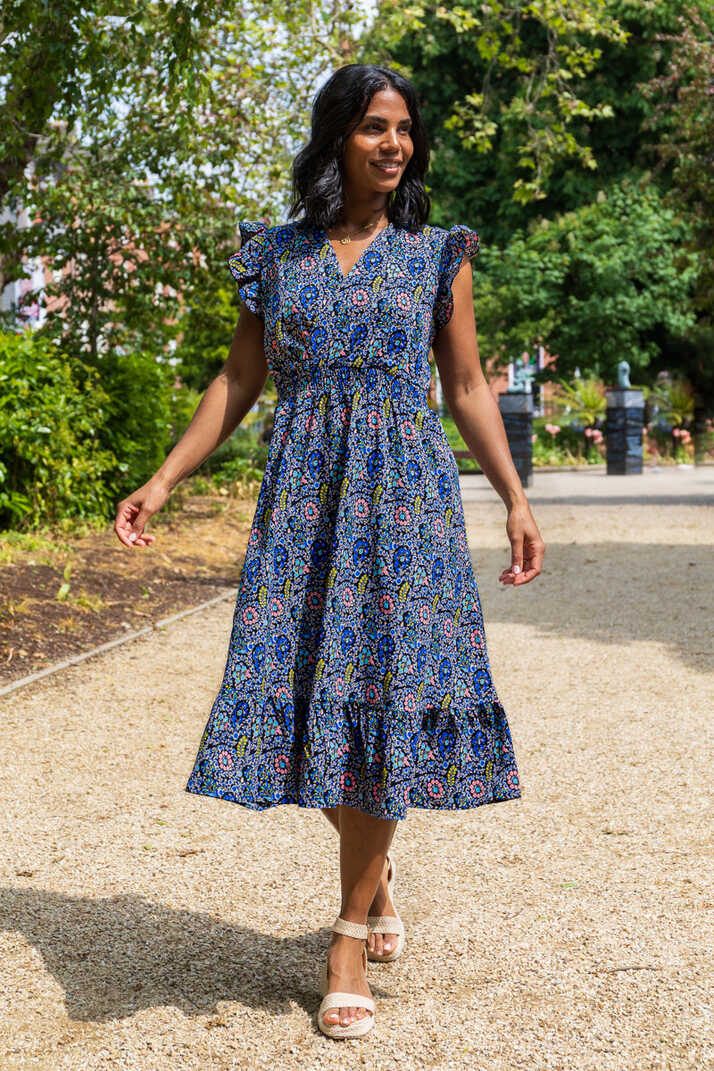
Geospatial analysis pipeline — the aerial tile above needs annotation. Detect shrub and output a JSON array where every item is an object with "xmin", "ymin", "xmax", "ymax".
[
  {"xmin": 93, "ymin": 348, "xmax": 176, "ymax": 502},
  {"xmin": 0, "ymin": 329, "xmax": 118, "ymax": 530}
]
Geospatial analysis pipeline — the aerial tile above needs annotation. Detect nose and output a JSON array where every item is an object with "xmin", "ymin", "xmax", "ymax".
[{"xmin": 379, "ymin": 128, "xmax": 400, "ymax": 152}]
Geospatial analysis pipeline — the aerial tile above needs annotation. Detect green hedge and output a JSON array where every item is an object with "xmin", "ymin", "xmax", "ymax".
[{"xmin": 0, "ymin": 330, "xmax": 176, "ymax": 531}]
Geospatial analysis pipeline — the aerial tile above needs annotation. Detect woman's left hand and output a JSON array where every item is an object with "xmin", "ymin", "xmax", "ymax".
[{"xmin": 499, "ymin": 500, "xmax": 545, "ymax": 586}]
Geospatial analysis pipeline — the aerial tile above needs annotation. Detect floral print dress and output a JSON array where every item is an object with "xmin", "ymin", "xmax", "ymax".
[{"xmin": 185, "ymin": 217, "xmax": 522, "ymax": 821}]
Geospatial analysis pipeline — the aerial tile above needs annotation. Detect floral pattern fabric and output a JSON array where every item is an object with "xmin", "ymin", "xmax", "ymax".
[{"xmin": 185, "ymin": 217, "xmax": 522, "ymax": 820}]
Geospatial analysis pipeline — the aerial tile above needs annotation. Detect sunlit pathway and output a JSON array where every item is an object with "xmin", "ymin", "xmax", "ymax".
[{"xmin": 1, "ymin": 469, "xmax": 712, "ymax": 1070}]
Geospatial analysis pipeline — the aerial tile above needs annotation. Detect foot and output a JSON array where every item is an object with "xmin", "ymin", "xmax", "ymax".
[
  {"xmin": 367, "ymin": 855, "xmax": 399, "ymax": 958},
  {"xmin": 322, "ymin": 932, "xmax": 374, "ymax": 1029}
]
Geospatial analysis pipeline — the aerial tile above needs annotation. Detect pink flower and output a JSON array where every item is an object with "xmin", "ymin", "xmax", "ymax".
[
  {"xmin": 379, "ymin": 594, "xmax": 395, "ymax": 615},
  {"xmin": 365, "ymin": 683, "xmax": 380, "ymax": 704},
  {"xmin": 545, "ymin": 423, "xmax": 560, "ymax": 436},
  {"xmin": 531, "ymin": 433, "xmax": 537, "ymax": 442}
]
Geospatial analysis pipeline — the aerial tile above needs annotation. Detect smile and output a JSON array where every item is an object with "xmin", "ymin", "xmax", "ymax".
[{"xmin": 371, "ymin": 161, "xmax": 401, "ymax": 173}]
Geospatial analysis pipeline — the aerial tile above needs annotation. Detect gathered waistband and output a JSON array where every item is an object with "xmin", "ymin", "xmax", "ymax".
[{"xmin": 273, "ymin": 361, "xmax": 429, "ymax": 405}]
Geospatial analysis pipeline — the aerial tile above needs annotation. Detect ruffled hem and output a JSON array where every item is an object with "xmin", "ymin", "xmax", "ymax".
[
  {"xmin": 227, "ymin": 219, "xmax": 268, "ymax": 319},
  {"xmin": 184, "ymin": 783, "xmax": 522, "ymax": 821},
  {"xmin": 432, "ymin": 224, "xmax": 480, "ymax": 335},
  {"xmin": 185, "ymin": 692, "xmax": 522, "ymax": 821}
]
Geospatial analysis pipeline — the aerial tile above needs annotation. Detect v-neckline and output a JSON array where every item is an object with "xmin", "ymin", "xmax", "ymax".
[{"xmin": 319, "ymin": 221, "xmax": 392, "ymax": 284}]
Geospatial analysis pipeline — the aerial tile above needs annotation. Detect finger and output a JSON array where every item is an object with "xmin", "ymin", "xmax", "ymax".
[
  {"xmin": 514, "ymin": 551, "xmax": 542, "ymax": 583},
  {"xmin": 115, "ymin": 521, "xmax": 137, "ymax": 548},
  {"xmin": 514, "ymin": 567, "xmax": 539, "ymax": 584},
  {"xmin": 514, "ymin": 545, "xmax": 544, "ymax": 582},
  {"xmin": 529, "ymin": 541, "xmax": 545, "ymax": 574},
  {"xmin": 117, "ymin": 502, "xmax": 138, "ymax": 525},
  {"xmin": 129, "ymin": 508, "xmax": 152, "ymax": 541},
  {"xmin": 115, "ymin": 503, "xmax": 139, "ymax": 546}
]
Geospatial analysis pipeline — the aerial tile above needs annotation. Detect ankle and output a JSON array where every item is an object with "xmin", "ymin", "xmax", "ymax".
[{"xmin": 337, "ymin": 908, "xmax": 369, "ymax": 927}]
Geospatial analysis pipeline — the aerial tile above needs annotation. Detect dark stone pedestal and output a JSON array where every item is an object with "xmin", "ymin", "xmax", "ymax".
[
  {"xmin": 605, "ymin": 388, "xmax": 645, "ymax": 474},
  {"xmin": 498, "ymin": 390, "xmax": 533, "ymax": 488}
]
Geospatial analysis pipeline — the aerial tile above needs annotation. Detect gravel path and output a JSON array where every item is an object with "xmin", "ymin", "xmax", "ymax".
[{"xmin": 1, "ymin": 469, "xmax": 712, "ymax": 1071}]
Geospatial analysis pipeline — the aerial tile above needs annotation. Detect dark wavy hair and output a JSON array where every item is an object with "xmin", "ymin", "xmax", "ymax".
[{"xmin": 288, "ymin": 64, "xmax": 431, "ymax": 234}]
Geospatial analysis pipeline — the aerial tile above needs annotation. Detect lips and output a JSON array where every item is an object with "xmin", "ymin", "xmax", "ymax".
[{"xmin": 371, "ymin": 161, "xmax": 401, "ymax": 172}]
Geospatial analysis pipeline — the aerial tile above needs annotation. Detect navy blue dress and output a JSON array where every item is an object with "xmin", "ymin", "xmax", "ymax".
[{"xmin": 185, "ymin": 218, "xmax": 522, "ymax": 820}]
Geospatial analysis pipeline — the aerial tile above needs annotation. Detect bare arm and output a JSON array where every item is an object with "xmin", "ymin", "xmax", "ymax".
[
  {"xmin": 432, "ymin": 259, "xmax": 545, "ymax": 586},
  {"xmin": 114, "ymin": 304, "xmax": 268, "ymax": 548}
]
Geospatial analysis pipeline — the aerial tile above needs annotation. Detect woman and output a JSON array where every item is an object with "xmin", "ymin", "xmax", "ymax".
[{"xmin": 115, "ymin": 64, "xmax": 544, "ymax": 1040}]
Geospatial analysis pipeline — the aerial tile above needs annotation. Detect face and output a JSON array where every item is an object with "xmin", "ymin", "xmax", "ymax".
[{"xmin": 341, "ymin": 87, "xmax": 414, "ymax": 197}]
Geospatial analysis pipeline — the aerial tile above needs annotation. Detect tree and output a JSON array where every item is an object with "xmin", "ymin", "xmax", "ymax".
[
  {"xmin": 475, "ymin": 179, "xmax": 699, "ymax": 383},
  {"xmin": 637, "ymin": 5, "xmax": 714, "ymax": 419},
  {"xmin": 640, "ymin": 4, "xmax": 714, "ymax": 316},
  {"xmin": 362, "ymin": 0, "xmax": 627, "ymax": 242},
  {"xmin": 364, "ymin": 0, "xmax": 713, "ymax": 245},
  {"xmin": 1, "ymin": 3, "xmax": 366, "ymax": 362}
]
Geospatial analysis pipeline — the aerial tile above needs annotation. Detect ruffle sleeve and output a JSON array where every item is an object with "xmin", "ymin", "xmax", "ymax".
[
  {"xmin": 433, "ymin": 224, "xmax": 480, "ymax": 334},
  {"xmin": 227, "ymin": 220, "xmax": 269, "ymax": 319}
]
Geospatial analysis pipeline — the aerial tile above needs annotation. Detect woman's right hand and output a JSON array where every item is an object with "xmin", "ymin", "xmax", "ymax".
[{"xmin": 114, "ymin": 476, "xmax": 171, "ymax": 548}]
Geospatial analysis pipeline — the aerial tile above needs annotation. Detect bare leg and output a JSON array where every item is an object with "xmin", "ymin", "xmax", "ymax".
[
  {"xmin": 321, "ymin": 804, "xmax": 397, "ymax": 1028},
  {"xmin": 321, "ymin": 806, "xmax": 399, "ymax": 958}
]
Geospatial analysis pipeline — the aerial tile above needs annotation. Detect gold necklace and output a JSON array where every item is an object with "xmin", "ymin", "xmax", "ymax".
[{"xmin": 334, "ymin": 216, "xmax": 388, "ymax": 245}]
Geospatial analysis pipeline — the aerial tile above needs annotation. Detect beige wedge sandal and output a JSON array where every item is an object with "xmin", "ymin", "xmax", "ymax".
[
  {"xmin": 317, "ymin": 916, "xmax": 375, "ymax": 1039},
  {"xmin": 367, "ymin": 851, "xmax": 405, "ymax": 962}
]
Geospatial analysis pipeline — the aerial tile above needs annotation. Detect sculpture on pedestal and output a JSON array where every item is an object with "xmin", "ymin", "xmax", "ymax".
[
  {"xmin": 508, "ymin": 355, "xmax": 535, "ymax": 394},
  {"xmin": 617, "ymin": 360, "xmax": 631, "ymax": 388}
]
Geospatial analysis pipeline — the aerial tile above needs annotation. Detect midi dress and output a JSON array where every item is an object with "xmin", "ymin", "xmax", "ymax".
[{"xmin": 185, "ymin": 217, "xmax": 522, "ymax": 821}]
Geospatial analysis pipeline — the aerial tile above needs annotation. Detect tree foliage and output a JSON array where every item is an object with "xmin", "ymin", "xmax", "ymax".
[
  {"xmin": 366, "ymin": 0, "xmax": 713, "ymax": 245},
  {"xmin": 640, "ymin": 4, "xmax": 714, "ymax": 316},
  {"xmin": 0, "ymin": 2, "xmax": 365, "ymax": 364},
  {"xmin": 363, "ymin": 0, "xmax": 628, "ymax": 237},
  {"xmin": 475, "ymin": 179, "xmax": 699, "ymax": 382}
]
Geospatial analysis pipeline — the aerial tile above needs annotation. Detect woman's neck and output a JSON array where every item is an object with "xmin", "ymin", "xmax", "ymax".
[{"xmin": 337, "ymin": 198, "xmax": 389, "ymax": 233}]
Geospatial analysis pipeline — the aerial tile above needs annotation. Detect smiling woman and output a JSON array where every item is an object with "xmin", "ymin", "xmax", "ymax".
[{"xmin": 117, "ymin": 62, "xmax": 543, "ymax": 1044}]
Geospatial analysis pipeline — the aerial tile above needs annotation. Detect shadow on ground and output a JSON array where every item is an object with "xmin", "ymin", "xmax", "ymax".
[
  {"xmin": 1, "ymin": 886, "xmax": 351, "ymax": 1024},
  {"xmin": 470, "ymin": 542, "xmax": 713, "ymax": 675}
]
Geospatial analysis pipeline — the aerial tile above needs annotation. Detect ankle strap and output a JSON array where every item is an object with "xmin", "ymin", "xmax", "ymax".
[{"xmin": 332, "ymin": 915, "xmax": 368, "ymax": 940}]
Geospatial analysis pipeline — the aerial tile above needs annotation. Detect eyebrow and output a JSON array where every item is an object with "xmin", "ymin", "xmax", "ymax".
[{"xmin": 363, "ymin": 113, "xmax": 412, "ymax": 124}]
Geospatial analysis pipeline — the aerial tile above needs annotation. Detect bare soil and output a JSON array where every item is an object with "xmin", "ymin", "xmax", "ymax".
[{"xmin": 0, "ymin": 490, "xmax": 256, "ymax": 685}]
